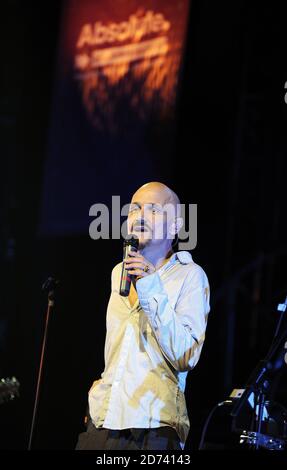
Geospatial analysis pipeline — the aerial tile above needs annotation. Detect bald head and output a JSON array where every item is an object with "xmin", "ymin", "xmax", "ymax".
[{"xmin": 131, "ymin": 182, "xmax": 181, "ymax": 214}]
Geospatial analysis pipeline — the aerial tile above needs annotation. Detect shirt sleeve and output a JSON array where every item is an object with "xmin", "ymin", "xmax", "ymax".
[{"xmin": 136, "ymin": 266, "xmax": 210, "ymax": 372}]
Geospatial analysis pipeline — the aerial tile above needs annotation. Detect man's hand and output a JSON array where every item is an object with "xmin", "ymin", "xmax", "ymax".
[{"xmin": 124, "ymin": 250, "xmax": 155, "ymax": 280}]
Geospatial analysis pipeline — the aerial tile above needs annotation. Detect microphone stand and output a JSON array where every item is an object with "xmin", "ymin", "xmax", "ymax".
[
  {"xmin": 28, "ymin": 277, "xmax": 59, "ymax": 450},
  {"xmin": 230, "ymin": 295, "xmax": 287, "ymax": 449}
]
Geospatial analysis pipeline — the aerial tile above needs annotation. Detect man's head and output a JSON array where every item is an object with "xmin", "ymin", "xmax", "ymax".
[{"xmin": 127, "ymin": 182, "xmax": 183, "ymax": 251}]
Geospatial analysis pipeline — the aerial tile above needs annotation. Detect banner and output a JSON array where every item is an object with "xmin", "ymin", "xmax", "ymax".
[{"xmin": 39, "ymin": 0, "xmax": 190, "ymax": 235}]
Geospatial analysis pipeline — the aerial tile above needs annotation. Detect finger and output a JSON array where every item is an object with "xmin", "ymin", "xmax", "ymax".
[
  {"xmin": 127, "ymin": 251, "xmax": 140, "ymax": 257},
  {"xmin": 127, "ymin": 269, "xmax": 146, "ymax": 276},
  {"xmin": 125, "ymin": 262, "xmax": 145, "ymax": 270},
  {"xmin": 129, "ymin": 251, "xmax": 144, "ymax": 260},
  {"xmin": 124, "ymin": 257, "xmax": 143, "ymax": 264}
]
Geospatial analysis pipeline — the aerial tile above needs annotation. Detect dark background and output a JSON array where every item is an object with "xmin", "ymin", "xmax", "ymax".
[{"xmin": 0, "ymin": 0, "xmax": 286, "ymax": 450}]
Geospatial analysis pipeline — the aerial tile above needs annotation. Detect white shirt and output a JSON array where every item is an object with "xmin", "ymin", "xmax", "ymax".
[{"xmin": 88, "ymin": 251, "xmax": 210, "ymax": 448}]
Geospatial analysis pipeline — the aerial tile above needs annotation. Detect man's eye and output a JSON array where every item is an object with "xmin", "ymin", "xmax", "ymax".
[
  {"xmin": 129, "ymin": 207, "xmax": 138, "ymax": 214},
  {"xmin": 151, "ymin": 207, "xmax": 162, "ymax": 214}
]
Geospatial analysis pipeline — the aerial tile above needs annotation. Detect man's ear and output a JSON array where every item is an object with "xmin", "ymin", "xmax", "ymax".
[{"xmin": 169, "ymin": 217, "xmax": 183, "ymax": 236}]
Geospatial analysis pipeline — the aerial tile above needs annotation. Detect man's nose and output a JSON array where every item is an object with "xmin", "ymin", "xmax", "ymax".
[{"xmin": 135, "ymin": 217, "xmax": 146, "ymax": 226}]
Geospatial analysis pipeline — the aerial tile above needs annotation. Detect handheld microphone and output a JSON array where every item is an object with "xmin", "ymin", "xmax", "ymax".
[{"xmin": 119, "ymin": 236, "xmax": 139, "ymax": 296}]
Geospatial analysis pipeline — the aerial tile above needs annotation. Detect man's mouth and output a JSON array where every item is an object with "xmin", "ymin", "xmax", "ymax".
[{"xmin": 133, "ymin": 226, "xmax": 149, "ymax": 232}]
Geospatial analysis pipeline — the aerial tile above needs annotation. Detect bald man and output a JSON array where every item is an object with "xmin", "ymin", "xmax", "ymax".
[{"xmin": 76, "ymin": 182, "xmax": 210, "ymax": 450}]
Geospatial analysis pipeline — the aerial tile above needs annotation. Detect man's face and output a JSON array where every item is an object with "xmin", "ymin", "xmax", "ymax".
[{"xmin": 127, "ymin": 186, "xmax": 176, "ymax": 249}]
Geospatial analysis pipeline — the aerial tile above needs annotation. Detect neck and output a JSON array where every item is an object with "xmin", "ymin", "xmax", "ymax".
[{"xmin": 140, "ymin": 243, "xmax": 174, "ymax": 270}]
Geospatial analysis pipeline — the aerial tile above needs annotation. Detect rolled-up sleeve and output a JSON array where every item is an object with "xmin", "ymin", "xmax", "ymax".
[{"xmin": 136, "ymin": 267, "xmax": 210, "ymax": 372}]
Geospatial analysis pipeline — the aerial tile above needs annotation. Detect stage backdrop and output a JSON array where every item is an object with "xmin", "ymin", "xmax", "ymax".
[{"xmin": 39, "ymin": 0, "xmax": 190, "ymax": 236}]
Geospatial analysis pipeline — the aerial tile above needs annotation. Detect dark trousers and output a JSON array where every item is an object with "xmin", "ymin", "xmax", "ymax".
[{"xmin": 76, "ymin": 421, "xmax": 181, "ymax": 450}]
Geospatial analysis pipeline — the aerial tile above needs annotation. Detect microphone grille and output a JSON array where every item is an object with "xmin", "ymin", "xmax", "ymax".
[{"xmin": 123, "ymin": 235, "xmax": 139, "ymax": 249}]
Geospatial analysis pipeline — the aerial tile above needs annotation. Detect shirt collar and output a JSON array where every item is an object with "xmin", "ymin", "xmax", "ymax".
[
  {"xmin": 161, "ymin": 251, "xmax": 193, "ymax": 270},
  {"xmin": 174, "ymin": 251, "xmax": 193, "ymax": 264}
]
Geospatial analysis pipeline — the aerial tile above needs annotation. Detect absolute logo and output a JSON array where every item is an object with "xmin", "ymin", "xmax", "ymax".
[
  {"xmin": 75, "ymin": 10, "xmax": 170, "ymax": 68},
  {"xmin": 73, "ymin": 8, "xmax": 182, "ymax": 132},
  {"xmin": 89, "ymin": 197, "xmax": 197, "ymax": 250}
]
